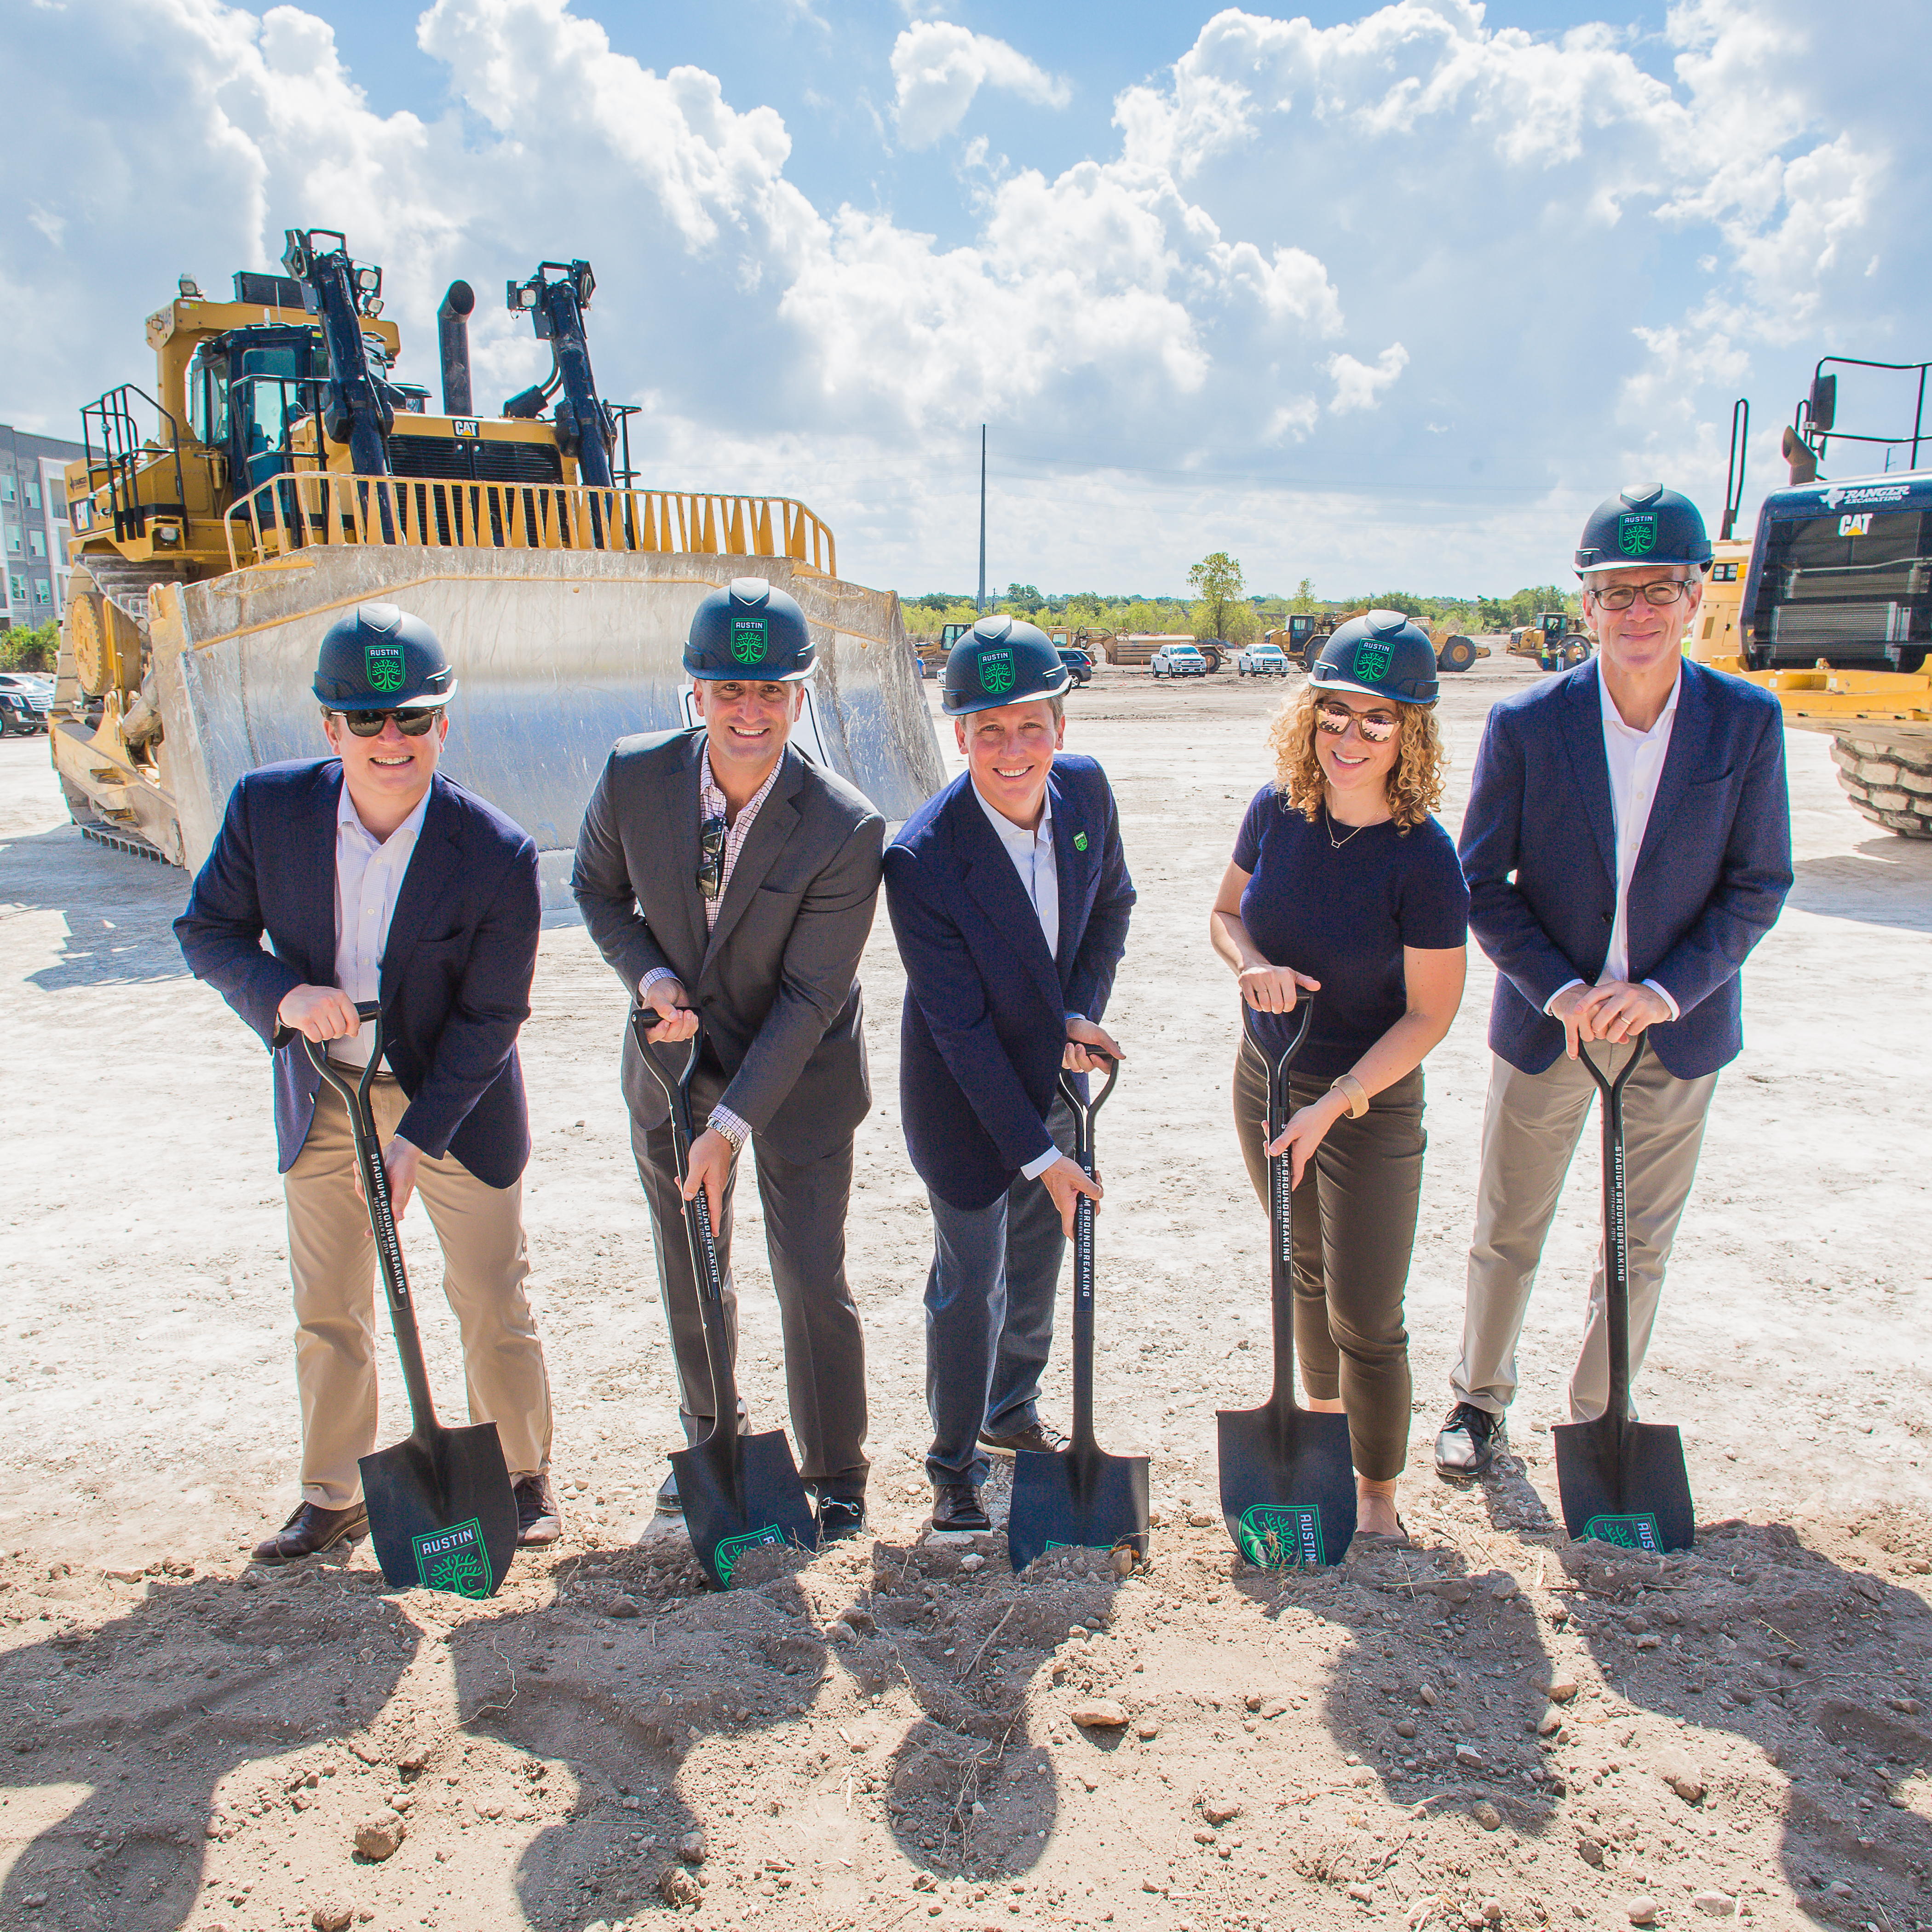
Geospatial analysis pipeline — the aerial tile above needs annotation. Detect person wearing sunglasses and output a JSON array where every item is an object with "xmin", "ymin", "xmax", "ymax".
[
  {"xmin": 1209, "ymin": 611, "xmax": 1469, "ymax": 1541},
  {"xmin": 572, "ymin": 578, "xmax": 885, "ymax": 1542},
  {"xmin": 1437, "ymin": 484, "xmax": 1792, "ymax": 1481},
  {"xmin": 175, "ymin": 603, "xmax": 562, "ymax": 1561}
]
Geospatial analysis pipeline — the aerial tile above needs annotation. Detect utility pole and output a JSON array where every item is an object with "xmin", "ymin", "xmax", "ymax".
[{"xmin": 976, "ymin": 425, "xmax": 987, "ymax": 615}]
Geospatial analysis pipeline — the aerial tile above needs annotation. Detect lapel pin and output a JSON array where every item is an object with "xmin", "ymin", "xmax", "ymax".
[{"xmin": 1074, "ymin": 832, "xmax": 1088, "ymax": 851}]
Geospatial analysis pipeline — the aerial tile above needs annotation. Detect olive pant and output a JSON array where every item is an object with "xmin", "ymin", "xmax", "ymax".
[{"xmin": 1233, "ymin": 1043, "xmax": 1426, "ymax": 1483}]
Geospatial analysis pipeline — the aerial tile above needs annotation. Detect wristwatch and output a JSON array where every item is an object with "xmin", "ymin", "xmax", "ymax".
[{"xmin": 1330, "ymin": 1074, "xmax": 1369, "ymax": 1119}]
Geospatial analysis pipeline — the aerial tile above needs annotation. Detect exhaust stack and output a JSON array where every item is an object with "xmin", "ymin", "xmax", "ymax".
[{"xmin": 438, "ymin": 281, "xmax": 476, "ymax": 416}]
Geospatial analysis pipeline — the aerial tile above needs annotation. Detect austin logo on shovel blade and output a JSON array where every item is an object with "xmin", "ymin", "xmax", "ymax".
[{"xmin": 413, "ymin": 1518, "xmax": 494, "ymax": 1598}]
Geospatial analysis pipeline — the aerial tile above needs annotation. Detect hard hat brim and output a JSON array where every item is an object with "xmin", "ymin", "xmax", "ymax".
[
  {"xmin": 319, "ymin": 685, "xmax": 458, "ymax": 712},
  {"xmin": 942, "ymin": 673, "xmax": 1070, "ymax": 717},
  {"xmin": 1310, "ymin": 669, "xmax": 1435, "ymax": 706},
  {"xmin": 687, "ymin": 664, "xmax": 816, "ymax": 684}
]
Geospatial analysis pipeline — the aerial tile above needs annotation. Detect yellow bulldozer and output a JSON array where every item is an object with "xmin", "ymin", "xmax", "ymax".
[
  {"xmin": 1685, "ymin": 375, "xmax": 1932, "ymax": 839},
  {"xmin": 54, "ymin": 227, "xmax": 941, "ymax": 886}
]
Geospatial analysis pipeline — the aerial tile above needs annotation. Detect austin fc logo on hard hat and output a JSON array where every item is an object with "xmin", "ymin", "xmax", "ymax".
[
  {"xmin": 1353, "ymin": 642, "xmax": 1391, "ymax": 684},
  {"xmin": 364, "ymin": 644, "xmax": 405, "ymax": 693},
  {"xmin": 731, "ymin": 616, "xmax": 769, "ymax": 666},
  {"xmin": 978, "ymin": 648, "xmax": 1015, "ymax": 696},
  {"xmin": 1617, "ymin": 512, "xmax": 1658, "ymax": 557}
]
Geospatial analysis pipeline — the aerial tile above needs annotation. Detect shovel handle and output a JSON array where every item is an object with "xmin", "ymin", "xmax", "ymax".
[
  {"xmin": 1242, "ymin": 998, "xmax": 1315, "ymax": 1411},
  {"xmin": 1579, "ymin": 1036, "xmax": 1643, "ymax": 1426},
  {"xmin": 299, "ymin": 1002, "xmax": 441, "ymax": 1440},
  {"xmin": 1054, "ymin": 1052, "xmax": 1119, "ymax": 1458},
  {"xmin": 1241, "ymin": 996, "xmax": 1315, "ymax": 1139},
  {"xmin": 629, "ymin": 1007, "xmax": 741, "ymax": 1439}
]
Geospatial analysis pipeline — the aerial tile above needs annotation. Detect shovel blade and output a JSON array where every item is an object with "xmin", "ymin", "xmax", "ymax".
[
  {"xmin": 1553, "ymin": 1416, "xmax": 1695, "ymax": 1552},
  {"xmin": 675, "ymin": 1427, "xmax": 818, "ymax": 1589},
  {"xmin": 1006, "ymin": 1444, "xmax": 1150, "ymax": 1575},
  {"xmin": 1216, "ymin": 1401, "xmax": 1357, "ymax": 1569},
  {"xmin": 359, "ymin": 1420, "xmax": 519, "ymax": 1598}
]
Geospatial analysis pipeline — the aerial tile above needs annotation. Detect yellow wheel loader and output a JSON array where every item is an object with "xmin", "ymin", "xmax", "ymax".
[
  {"xmin": 55, "ymin": 228, "xmax": 942, "ymax": 887},
  {"xmin": 1686, "ymin": 374, "xmax": 1932, "ymax": 839},
  {"xmin": 1271, "ymin": 610, "xmax": 1487, "ymax": 675}
]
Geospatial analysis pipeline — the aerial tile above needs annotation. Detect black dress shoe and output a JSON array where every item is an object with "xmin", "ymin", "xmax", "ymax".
[
  {"xmin": 930, "ymin": 1483, "xmax": 991, "ymax": 1535},
  {"xmin": 979, "ymin": 1420, "xmax": 1069, "ymax": 1457},
  {"xmin": 514, "ymin": 1474, "xmax": 562, "ymax": 1546},
  {"xmin": 816, "ymin": 1495, "xmax": 868, "ymax": 1543},
  {"xmin": 1434, "ymin": 1402, "xmax": 1503, "ymax": 1478},
  {"xmin": 251, "ymin": 1501, "xmax": 368, "ymax": 1564}
]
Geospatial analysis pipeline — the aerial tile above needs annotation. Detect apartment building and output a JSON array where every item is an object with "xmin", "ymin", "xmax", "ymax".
[{"xmin": 0, "ymin": 422, "xmax": 83, "ymax": 630}]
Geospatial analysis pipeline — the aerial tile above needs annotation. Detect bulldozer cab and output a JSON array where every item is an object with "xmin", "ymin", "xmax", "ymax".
[{"xmin": 186, "ymin": 324, "xmax": 325, "ymax": 495}]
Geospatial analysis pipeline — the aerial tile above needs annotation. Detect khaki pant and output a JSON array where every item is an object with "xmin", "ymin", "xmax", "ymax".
[
  {"xmin": 1452, "ymin": 1046, "xmax": 1717, "ymax": 1427},
  {"xmin": 285, "ymin": 1077, "xmax": 553, "ymax": 1508}
]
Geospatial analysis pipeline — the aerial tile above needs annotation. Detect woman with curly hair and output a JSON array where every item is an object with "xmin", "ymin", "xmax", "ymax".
[{"xmin": 1209, "ymin": 612, "xmax": 1469, "ymax": 1540}]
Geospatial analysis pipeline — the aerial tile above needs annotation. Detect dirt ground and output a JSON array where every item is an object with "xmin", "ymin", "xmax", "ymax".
[{"xmin": 1, "ymin": 653, "xmax": 1928, "ymax": 1932}]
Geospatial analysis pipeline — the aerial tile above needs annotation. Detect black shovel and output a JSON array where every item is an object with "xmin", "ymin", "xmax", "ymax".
[
  {"xmin": 1553, "ymin": 1035, "xmax": 1695, "ymax": 1553},
  {"xmin": 1007, "ymin": 1055, "xmax": 1150, "ymax": 1572},
  {"xmin": 1217, "ymin": 1000, "xmax": 1357, "ymax": 1568},
  {"xmin": 302, "ymin": 1004, "xmax": 518, "ymax": 1598},
  {"xmin": 632, "ymin": 1011, "xmax": 817, "ymax": 1588}
]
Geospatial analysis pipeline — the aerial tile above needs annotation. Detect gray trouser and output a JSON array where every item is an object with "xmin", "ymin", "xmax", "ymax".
[
  {"xmin": 1452, "ymin": 1045, "xmax": 1718, "ymax": 1426},
  {"xmin": 923, "ymin": 1100, "xmax": 1075, "ymax": 1486},
  {"xmin": 632, "ymin": 1115, "xmax": 868, "ymax": 1499}
]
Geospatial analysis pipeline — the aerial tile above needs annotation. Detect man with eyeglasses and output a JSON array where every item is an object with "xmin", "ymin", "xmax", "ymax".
[
  {"xmin": 176, "ymin": 604, "xmax": 561, "ymax": 1562},
  {"xmin": 573, "ymin": 578, "xmax": 885, "ymax": 1541},
  {"xmin": 1437, "ymin": 485, "xmax": 1793, "ymax": 1480}
]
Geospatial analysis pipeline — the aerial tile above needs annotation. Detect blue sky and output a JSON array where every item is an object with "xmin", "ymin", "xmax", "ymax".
[{"xmin": 3, "ymin": 0, "xmax": 1926, "ymax": 598}]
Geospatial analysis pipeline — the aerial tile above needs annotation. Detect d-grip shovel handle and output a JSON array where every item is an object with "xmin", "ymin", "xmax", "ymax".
[
  {"xmin": 1242, "ymin": 998, "xmax": 1316, "ymax": 1409},
  {"xmin": 301, "ymin": 1002, "xmax": 441, "ymax": 1440},
  {"xmin": 1055, "ymin": 1052, "xmax": 1120, "ymax": 1458},
  {"xmin": 631, "ymin": 1011, "xmax": 741, "ymax": 1440},
  {"xmin": 1579, "ymin": 1034, "xmax": 1644, "ymax": 1428}
]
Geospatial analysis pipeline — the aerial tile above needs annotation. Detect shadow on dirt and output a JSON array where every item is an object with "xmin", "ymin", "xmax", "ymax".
[
  {"xmin": 0, "ymin": 822, "xmax": 191, "ymax": 989},
  {"xmin": 1558, "ymin": 1518, "xmax": 1932, "ymax": 1931},
  {"xmin": 1789, "ymin": 838, "xmax": 1932, "ymax": 932},
  {"xmin": 0, "ymin": 1558, "xmax": 414, "ymax": 1932}
]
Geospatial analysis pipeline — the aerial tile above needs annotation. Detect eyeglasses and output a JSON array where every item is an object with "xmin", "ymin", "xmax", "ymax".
[
  {"xmin": 1315, "ymin": 700, "xmax": 1400, "ymax": 744},
  {"xmin": 1584, "ymin": 579, "xmax": 1694, "ymax": 611},
  {"xmin": 696, "ymin": 813, "xmax": 727, "ymax": 901},
  {"xmin": 338, "ymin": 707, "xmax": 442, "ymax": 738}
]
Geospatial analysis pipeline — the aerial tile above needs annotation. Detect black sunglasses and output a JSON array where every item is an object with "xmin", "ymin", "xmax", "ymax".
[
  {"xmin": 338, "ymin": 707, "xmax": 442, "ymax": 738},
  {"xmin": 696, "ymin": 813, "xmax": 727, "ymax": 901}
]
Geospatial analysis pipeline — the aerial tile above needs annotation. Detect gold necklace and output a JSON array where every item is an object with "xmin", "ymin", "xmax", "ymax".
[{"xmin": 1326, "ymin": 807, "xmax": 1369, "ymax": 850}]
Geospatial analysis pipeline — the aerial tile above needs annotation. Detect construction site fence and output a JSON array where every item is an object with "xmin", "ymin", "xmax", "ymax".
[{"xmin": 225, "ymin": 473, "xmax": 837, "ymax": 579}]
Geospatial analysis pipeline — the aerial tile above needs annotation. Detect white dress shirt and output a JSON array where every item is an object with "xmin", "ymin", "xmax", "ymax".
[
  {"xmin": 1545, "ymin": 667, "xmax": 1683, "ymax": 1023},
  {"xmin": 972, "ymin": 781, "xmax": 1067, "ymax": 1180},
  {"xmin": 329, "ymin": 780, "xmax": 431, "ymax": 1066}
]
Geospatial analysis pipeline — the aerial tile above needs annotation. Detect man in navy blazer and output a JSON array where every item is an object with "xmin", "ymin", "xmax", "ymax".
[
  {"xmin": 176, "ymin": 605, "xmax": 558, "ymax": 1562},
  {"xmin": 885, "ymin": 616, "xmax": 1135, "ymax": 1535},
  {"xmin": 1436, "ymin": 487, "xmax": 1792, "ymax": 1478}
]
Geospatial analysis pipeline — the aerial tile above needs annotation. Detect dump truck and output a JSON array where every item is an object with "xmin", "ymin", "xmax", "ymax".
[
  {"xmin": 1685, "ymin": 362, "xmax": 1932, "ymax": 839},
  {"xmin": 1269, "ymin": 610, "xmax": 1487, "ymax": 675},
  {"xmin": 54, "ymin": 227, "xmax": 942, "ymax": 888}
]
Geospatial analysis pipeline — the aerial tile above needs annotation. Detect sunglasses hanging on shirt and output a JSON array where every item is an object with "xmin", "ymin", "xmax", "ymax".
[{"xmin": 696, "ymin": 813, "xmax": 728, "ymax": 901}]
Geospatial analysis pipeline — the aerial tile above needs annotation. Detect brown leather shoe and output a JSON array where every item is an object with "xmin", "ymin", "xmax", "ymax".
[
  {"xmin": 251, "ymin": 1501, "xmax": 368, "ymax": 1564},
  {"xmin": 514, "ymin": 1474, "xmax": 562, "ymax": 1546}
]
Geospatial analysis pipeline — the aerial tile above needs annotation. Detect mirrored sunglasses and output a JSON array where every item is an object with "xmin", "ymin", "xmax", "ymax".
[
  {"xmin": 1315, "ymin": 700, "xmax": 1399, "ymax": 744},
  {"xmin": 339, "ymin": 707, "xmax": 442, "ymax": 738}
]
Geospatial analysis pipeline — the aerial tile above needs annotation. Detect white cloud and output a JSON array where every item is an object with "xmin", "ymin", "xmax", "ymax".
[
  {"xmin": 891, "ymin": 21, "xmax": 1070, "ymax": 150},
  {"xmin": 0, "ymin": 0, "xmax": 1923, "ymax": 597},
  {"xmin": 1327, "ymin": 343, "xmax": 1409, "ymax": 414}
]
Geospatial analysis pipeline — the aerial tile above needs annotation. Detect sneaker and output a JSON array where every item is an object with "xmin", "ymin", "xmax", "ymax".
[
  {"xmin": 978, "ymin": 1420, "xmax": 1069, "ymax": 1457},
  {"xmin": 816, "ymin": 1495, "xmax": 868, "ymax": 1543},
  {"xmin": 513, "ymin": 1474, "xmax": 563, "ymax": 1545},
  {"xmin": 1434, "ymin": 1403, "xmax": 1503, "ymax": 1479},
  {"xmin": 929, "ymin": 1482, "xmax": 991, "ymax": 1536}
]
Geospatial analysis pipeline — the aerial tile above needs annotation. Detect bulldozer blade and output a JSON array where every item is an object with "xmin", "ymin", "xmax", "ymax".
[
  {"xmin": 1553, "ymin": 1415, "xmax": 1695, "ymax": 1553},
  {"xmin": 359, "ymin": 1420, "xmax": 519, "ymax": 1598},
  {"xmin": 1006, "ymin": 1443, "xmax": 1149, "ymax": 1576},
  {"xmin": 674, "ymin": 1428, "xmax": 818, "ymax": 1591},
  {"xmin": 1215, "ymin": 1399, "xmax": 1357, "ymax": 1570}
]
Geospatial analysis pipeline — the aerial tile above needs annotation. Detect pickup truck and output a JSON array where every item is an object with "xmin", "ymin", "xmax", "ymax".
[
  {"xmin": 1235, "ymin": 644, "xmax": 1290, "ymax": 676},
  {"xmin": 1150, "ymin": 643, "xmax": 1208, "ymax": 678}
]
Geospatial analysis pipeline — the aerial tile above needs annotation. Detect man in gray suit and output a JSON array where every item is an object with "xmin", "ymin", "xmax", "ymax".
[{"xmin": 572, "ymin": 578, "xmax": 886, "ymax": 1539}]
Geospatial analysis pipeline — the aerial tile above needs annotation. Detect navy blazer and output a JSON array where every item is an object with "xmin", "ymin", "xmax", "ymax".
[
  {"xmin": 174, "ymin": 759, "xmax": 541, "ymax": 1187},
  {"xmin": 1459, "ymin": 656, "xmax": 1792, "ymax": 1080},
  {"xmin": 885, "ymin": 754, "xmax": 1135, "ymax": 1211}
]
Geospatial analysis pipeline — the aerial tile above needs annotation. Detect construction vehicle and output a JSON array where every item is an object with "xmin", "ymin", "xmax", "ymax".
[
  {"xmin": 54, "ymin": 227, "xmax": 941, "ymax": 882},
  {"xmin": 1270, "ymin": 610, "xmax": 1487, "ymax": 675},
  {"xmin": 1507, "ymin": 611, "xmax": 1591, "ymax": 671},
  {"xmin": 1687, "ymin": 370, "xmax": 1932, "ymax": 838}
]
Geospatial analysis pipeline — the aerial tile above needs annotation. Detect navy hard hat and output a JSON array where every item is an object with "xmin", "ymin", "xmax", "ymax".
[
  {"xmin": 684, "ymin": 577, "xmax": 815, "ymax": 681},
  {"xmin": 1574, "ymin": 483, "xmax": 1713, "ymax": 575},
  {"xmin": 1311, "ymin": 610, "xmax": 1439, "ymax": 706},
  {"xmin": 942, "ymin": 614, "xmax": 1069, "ymax": 716},
  {"xmin": 312, "ymin": 603, "xmax": 456, "ymax": 710}
]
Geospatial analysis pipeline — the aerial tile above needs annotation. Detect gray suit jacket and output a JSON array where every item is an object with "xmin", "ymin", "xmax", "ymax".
[{"xmin": 571, "ymin": 728, "xmax": 885, "ymax": 1162}]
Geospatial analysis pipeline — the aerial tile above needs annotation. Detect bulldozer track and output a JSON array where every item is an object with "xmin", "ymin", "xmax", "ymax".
[
  {"xmin": 75, "ymin": 557, "xmax": 181, "ymax": 644},
  {"xmin": 78, "ymin": 822, "xmax": 170, "ymax": 863}
]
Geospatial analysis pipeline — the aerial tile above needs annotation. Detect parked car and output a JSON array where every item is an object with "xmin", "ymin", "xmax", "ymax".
[
  {"xmin": 1150, "ymin": 643, "xmax": 1208, "ymax": 678},
  {"xmin": 0, "ymin": 671, "xmax": 53, "ymax": 735},
  {"xmin": 1235, "ymin": 644, "xmax": 1290, "ymax": 676},
  {"xmin": 1057, "ymin": 647, "xmax": 1093, "ymax": 686}
]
